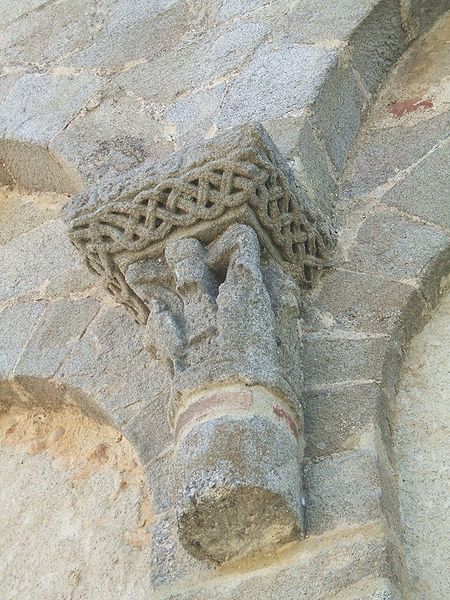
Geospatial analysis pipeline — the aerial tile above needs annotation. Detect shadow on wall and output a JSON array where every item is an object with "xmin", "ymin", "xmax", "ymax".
[
  {"xmin": 0, "ymin": 138, "xmax": 83, "ymax": 194},
  {"xmin": 0, "ymin": 375, "xmax": 154, "ymax": 599}
]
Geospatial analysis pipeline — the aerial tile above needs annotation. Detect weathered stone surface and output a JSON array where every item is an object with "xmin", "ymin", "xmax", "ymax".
[
  {"xmin": 0, "ymin": 220, "xmax": 81, "ymax": 303},
  {"xmin": 277, "ymin": 0, "xmax": 378, "ymax": 44},
  {"xmin": 302, "ymin": 335, "xmax": 402, "ymax": 396},
  {"xmin": 0, "ymin": 0, "xmax": 48, "ymax": 29},
  {"xmin": 0, "ymin": 380, "xmax": 21, "ymax": 414},
  {"xmin": 145, "ymin": 447, "xmax": 175, "ymax": 514},
  {"xmin": 0, "ymin": 302, "xmax": 45, "ymax": 378},
  {"xmin": 0, "ymin": 0, "xmax": 449, "ymax": 600},
  {"xmin": 51, "ymin": 89, "xmax": 175, "ymax": 186},
  {"xmin": 55, "ymin": 305, "xmax": 173, "ymax": 455},
  {"xmin": 345, "ymin": 210, "xmax": 450, "ymax": 282},
  {"xmin": 312, "ymin": 61, "xmax": 367, "ymax": 172},
  {"xmin": 349, "ymin": 0, "xmax": 407, "ymax": 95},
  {"xmin": 123, "ymin": 396, "xmax": 173, "ymax": 466},
  {"xmin": 14, "ymin": 299, "xmax": 101, "ymax": 379},
  {"xmin": 395, "ymin": 289, "xmax": 450, "ymax": 599},
  {"xmin": 304, "ymin": 269, "xmax": 428, "ymax": 348},
  {"xmin": 331, "ymin": 576, "xmax": 401, "ymax": 599},
  {"xmin": 303, "ymin": 383, "xmax": 392, "ymax": 460},
  {"xmin": 341, "ymin": 111, "xmax": 450, "ymax": 199},
  {"xmin": 166, "ymin": 84, "xmax": 226, "ymax": 148},
  {"xmin": 159, "ymin": 530, "xmax": 394, "ymax": 599},
  {"xmin": 0, "ymin": 187, "xmax": 64, "ymax": 245},
  {"xmin": 0, "ymin": 73, "xmax": 101, "ymax": 144},
  {"xmin": 292, "ymin": 117, "xmax": 337, "ymax": 217},
  {"xmin": 116, "ymin": 19, "xmax": 268, "ymax": 106},
  {"xmin": 57, "ymin": 306, "xmax": 145, "ymax": 397},
  {"xmin": 63, "ymin": 0, "xmax": 193, "ymax": 72},
  {"xmin": 0, "ymin": 0, "xmax": 97, "ymax": 66},
  {"xmin": 265, "ymin": 114, "xmax": 337, "ymax": 218},
  {"xmin": 217, "ymin": 0, "xmax": 275, "ymax": 20},
  {"xmin": 0, "ymin": 160, "xmax": 12, "ymax": 185},
  {"xmin": 175, "ymin": 408, "xmax": 303, "ymax": 564},
  {"xmin": 101, "ymin": 351, "xmax": 171, "ymax": 427},
  {"xmin": 0, "ymin": 138, "xmax": 82, "ymax": 193},
  {"xmin": 0, "ymin": 406, "xmax": 153, "ymax": 600},
  {"xmin": 304, "ymin": 448, "xmax": 388, "ymax": 534},
  {"xmin": 150, "ymin": 510, "xmax": 212, "ymax": 591},
  {"xmin": 65, "ymin": 125, "xmax": 329, "ymax": 328},
  {"xmin": 409, "ymin": 0, "xmax": 450, "ymax": 32},
  {"xmin": 218, "ymin": 44, "xmax": 338, "ymax": 127},
  {"xmin": 382, "ymin": 138, "xmax": 450, "ymax": 228}
]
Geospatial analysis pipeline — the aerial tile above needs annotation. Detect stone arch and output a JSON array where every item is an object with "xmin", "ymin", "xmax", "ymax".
[
  {"xmin": 394, "ymin": 286, "xmax": 450, "ymax": 599},
  {"xmin": 0, "ymin": 0, "xmax": 448, "ymax": 201},
  {"xmin": 0, "ymin": 372, "xmax": 155, "ymax": 599},
  {"xmin": 0, "ymin": 295, "xmax": 172, "ymax": 469},
  {"xmin": 1, "ymin": 1, "xmax": 449, "ymax": 599}
]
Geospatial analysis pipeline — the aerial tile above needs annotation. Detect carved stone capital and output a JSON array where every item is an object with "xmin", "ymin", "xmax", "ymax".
[{"xmin": 64, "ymin": 123, "xmax": 330, "ymax": 564}]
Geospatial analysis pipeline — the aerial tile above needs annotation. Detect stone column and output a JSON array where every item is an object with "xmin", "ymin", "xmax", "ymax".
[{"xmin": 64, "ymin": 123, "xmax": 330, "ymax": 564}]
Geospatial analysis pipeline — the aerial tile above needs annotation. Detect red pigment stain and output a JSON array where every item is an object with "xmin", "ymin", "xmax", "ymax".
[
  {"xmin": 389, "ymin": 98, "xmax": 434, "ymax": 118},
  {"xmin": 272, "ymin": 405, "xmax": 298, "ymax": 437}
]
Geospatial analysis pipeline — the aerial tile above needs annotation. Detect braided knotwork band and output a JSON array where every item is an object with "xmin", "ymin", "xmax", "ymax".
[{"xmin": 66, "ymin": 124, "xmax": 328, "ymax": 324}]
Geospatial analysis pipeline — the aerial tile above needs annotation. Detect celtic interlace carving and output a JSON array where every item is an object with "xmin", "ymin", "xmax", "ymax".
[{"xmin": 65, "ymin": 124, "xmax": 328, "ymax": 324}]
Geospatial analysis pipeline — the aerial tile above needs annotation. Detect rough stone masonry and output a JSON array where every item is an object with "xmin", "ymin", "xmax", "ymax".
[{"xmin": 1, "ymin": 1, "xmax": 450, "ymax": 599}]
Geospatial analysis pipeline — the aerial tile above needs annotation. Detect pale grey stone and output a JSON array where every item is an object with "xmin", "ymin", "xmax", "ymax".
[
  {"xmin": 262, "ymin": 112, "xmax": 308, "ymax": 158},
  {"xmin": 51, "ymin": 89, "xmax": 175, "ymax": 185},
  {"xmin": 261, "ymin": 112, "xmax": 337, "ymax": 223},
  {"xmin": 150, "ymin": 511, "xmax": 212, "ymax": 591},
  {"xmin": 123, "ymin": 396, "xmax": 173, "ymax": 465},
  {"xmin": 14, "ymin": 298, "xmax": 101, "ymax": 379},
  {"xmin": 0, "ymin": 302, "xmax": 45, "ymax": 378},
  {"xmin": 304, "ymin": 448, "xmax": 388, "ymax": 534},
  {"xmin": 303, "ymin": 383, "xmax": 392, "ymax": 460},
  {"xmin": 100, "ymin": 0, "xmax": 181, "ymax": 33},
  {"xmin": 64, "ymin": 0, "xmax": 194, "ymax": 72},
  {"xmin": 114, "ymin": 19, "xmax": 268, "ymax": 105},
  {"xmin": 312, "ymin": 62, "xmax": 367, "ymax": 172},
  {"xmin": 382, "ymin": 138, "xmax": 450, "ymax": 229},
  {"xmin": 289, "ymin": 116, "xmax": 337, "ymax": 217},
  {"xmin": 57, "ymin": 307, "xmax": 146, "ymax": 398},
  {"xmin": 65, "ymin": 124, "xmax": 330, "ymax": 337},
  {"xmin": 0, "ymin": 0, "xmax": 48, "ymax": 29},
  {"xmin": 332, "ymin": 577, "xmax": 402, "ymax": 600},
  {"xmin": 157, "ymin": 531, "xmax": 393, "ymax": 599},
  {"xmin": 396, "ymin": 290, "xmax": 450, "ymax": 599},
  {"xmin": 349, "ymin": 0, "xmax": 408, "ymax": 95},
  {"xmin": 145, "ymin": 448, "xmax": 175, "ymax": 514},
  {"xmin": 0, "ymin": 73, "xmax": 101, "ymax": 144},
  {"xmin": 217, "ymin": 0, "xmax": 275, "ymax": 20},
  {"xmin": 175, "ymin": 414, "xmax": 303, "ymax": 564},
  {"xmin": 302, "ymin": 335, "xmax": 402, "ymax": 397},
  {"xmin": 218, "ymin": 44, "xmax": 338, "ymax": 127},
  {"xmin": 0, "ymin": 220, "xmax": 81, "ymax": 303},
  {"xmin": 101, "ymin": 351, "xmax": 171, "ymax": 427},
  {"xmin": 304, "ymin": 269, "xmax": 428, "ymax": 348},
  {"xmin": 276, "ymin": 0, "xmax": 378, "ymax": 44},
  {"xmin": 345, "ymin": 210, "xmax": 450, "ymax": 282},
  {"xmin": 0, "ymin": 0, "xmax": 98, "ymax": 67},
  {"xmin": 341, "ymin": 111, "xmax": 450, "ymax": 199},
  {"xmin": 0, "ymin": 187, "xmax": 65, "ymax": 246},
  {"xmin": 166, "ymin": 84, "xmax": 226, "ymax": 148}
]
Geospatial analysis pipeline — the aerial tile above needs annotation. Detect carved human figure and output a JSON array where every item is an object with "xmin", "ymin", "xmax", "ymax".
[
  {"xmin": 126, "ymin": 224, "xmax": 305, "ymax": 563},
  {"xmin": 64, "ymin": 124, "xmax": 330, "ymax": 563}
]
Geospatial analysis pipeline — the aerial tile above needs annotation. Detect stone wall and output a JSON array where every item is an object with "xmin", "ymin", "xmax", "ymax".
[{"xmin": 1, "ymin": 1, "xmax": 449, "ymax": 599}]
